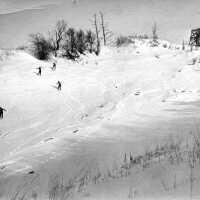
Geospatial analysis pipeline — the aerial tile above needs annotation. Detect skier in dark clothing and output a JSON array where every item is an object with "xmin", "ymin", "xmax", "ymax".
[
  {"xmin": 0, "ymin": 107, "xmax": 6, "ymax": 119},
  {"xmin": 36, "ymin": 67, "xmax": 42, "ymax": 76},
  {"xmin": 57, "ymin": 81, "xmax": 62, "ymax": 90},
  {"xmin": 52, "ymin": 62, "xmax": 56, "ymax": 71}
]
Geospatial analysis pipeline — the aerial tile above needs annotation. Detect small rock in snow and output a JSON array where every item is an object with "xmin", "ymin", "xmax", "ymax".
[
  {"xmin": 73, "ymin": 130, "xmax": 79, "ymax": 133},
  {"xmin": 135, "ymin": 91, "xmax": 140, "ymax": 96},
  {"xmin": 28, "ymin": 170, "xmax": 35, "ymax": 175}
]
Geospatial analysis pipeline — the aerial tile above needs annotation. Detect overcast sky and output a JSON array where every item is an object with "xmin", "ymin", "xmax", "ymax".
[{"xmin": 0, "ymin": 0, "xmax": 200, "ymax": 48}]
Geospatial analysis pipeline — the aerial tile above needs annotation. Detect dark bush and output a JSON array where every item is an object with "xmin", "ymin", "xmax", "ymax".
[
  {"xmin": 76, "ymin": 29, "xmax": 86, "ymax": 54},
  {"xmin": 62, "ymin": 28, "xmax": 98, "ymax": 60},
  {"xmin": 62, "ymin": 28, "xmax": 79, "ymax": 60},
  {"xmin": 85, "ymin": 30, "xmax": 96, "ymax": 53},
  {"xmin": 29, "ymin": 33, "xmax": 52, "ymax": 60},
  {"xmin": 29, "ymin": 20, "xmax": 100, "ymax": 61}
]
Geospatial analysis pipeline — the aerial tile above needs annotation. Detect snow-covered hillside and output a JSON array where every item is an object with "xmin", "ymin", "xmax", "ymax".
[{"xmin": 1, "ymin": 40, "xmax": 200, "ymax": 199}]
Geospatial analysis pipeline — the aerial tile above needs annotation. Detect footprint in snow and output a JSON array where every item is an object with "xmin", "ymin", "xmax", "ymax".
[
  {"xmin": 2, "ymin": 133, "xmax": 9, "ymax": 138},
  {"xmin": 73, "ymin": 130, "xmax": 79, "ymax": 133},
  {"xmin": 81, "ymin": 114, "xmax": 88, "ymax": 120},
  {"xmin": 28, "ymin": 170, "xmax": 35, "ymax": 175},
  {"xmin": 97, "ymin": 116, "xmax": 104, "ymax": 119},
  {"xmin": 0, "ymin": 166, "xmax": 6, "ymax": 170},
  {"xmin": 44, "ymin": 138, "xmax": 54, "ymax": 142},
  {"xmin": 135, "ymin": 91, "xmax": 140, "ymax": 96}
]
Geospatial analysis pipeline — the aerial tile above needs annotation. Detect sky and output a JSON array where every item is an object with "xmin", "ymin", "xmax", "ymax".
[{"xmin": 0, "ymin": 0, "xmax": 200, "ymax": 48}]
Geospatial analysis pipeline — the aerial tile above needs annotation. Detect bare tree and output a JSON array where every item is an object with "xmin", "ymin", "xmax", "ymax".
[
  {"xmin": 100, "ymin": 12, "xmax": 106, "ymax": 45},
  {"xmin": 99, "ymin": 12, "xmax": 114, "ymax": 46},
  {"xmin": 93, "ymin": 14, "xmax": 100, "ymax": 42},
  {"xmin": 92, "ymin": 14, "xmax": 101, "ymax": 55},
  {"xmin": 85, "ymin": 30, "xmax": 96, "ymax": 53},
  {"xmin": 116, "ymin": 35, "xmax": 132, "ymax": 47},
  {"xmin": 152, "ymin": 22, "xmax": 158, "ymax": 43},
  {"xmin": 49, "ymin": 20, "xmax": 67, "ymax": 57},
  {"xmin": 76, "ymin": 29, "xmax": 86, "ymax": 54}
]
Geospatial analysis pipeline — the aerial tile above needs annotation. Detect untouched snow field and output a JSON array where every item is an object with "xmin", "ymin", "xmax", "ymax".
[{"xmin": 1, "ymin": 40, "xmax": 200, "ymax": 199}]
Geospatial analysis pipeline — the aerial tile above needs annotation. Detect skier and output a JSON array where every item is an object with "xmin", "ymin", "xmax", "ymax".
[
  {"xmin": 57, "ymin": 81, "xmax": 62, "ymax": 90},
  {"xmin": 36, "ymin": 67, "xmax": 42, "ymax": 76},
  {"xmin": 52, "ymin": 62, "xmax": 56, "ymax": 71},
  {"xmin": 0, "ymin": 107, "xmax": 6, "ymax": 119}
]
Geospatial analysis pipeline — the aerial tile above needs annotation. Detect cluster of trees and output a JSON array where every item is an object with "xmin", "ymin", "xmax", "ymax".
[
  {"xmin": 30, "ymin": 12, "xmax": 114, "ymax": 60},
  {"xmin": 30, "ymin": 17, "xmax": 160, "ymax": 60},
  {"xmin": 30, "ymin": 20, "xmax": 100, "ymax": 60}
]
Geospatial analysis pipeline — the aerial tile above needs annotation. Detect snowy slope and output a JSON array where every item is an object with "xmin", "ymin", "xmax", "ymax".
[{"xmin": 1, "ymin": 40, "xmax": 200, "ymax": 199}]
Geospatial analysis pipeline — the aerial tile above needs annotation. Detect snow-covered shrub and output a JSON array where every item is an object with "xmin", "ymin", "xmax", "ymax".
[
  {"xmin": 129, "ymin": 34, "xmax": 149, "ymax": 40},
  {"xmin": 16, "ymin": 45, "xmax": 29, "ymax": 51},
  {"xmin": 116, "ymin": 35, "xmax": 133, "ymax": 47},
  {"xmin": 162, "ymin": 43, "xmax": 168, "ymax": 48},
  {"xmin": 0, "ymin": 50, "xmax": 15, "ymax": 61}
]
